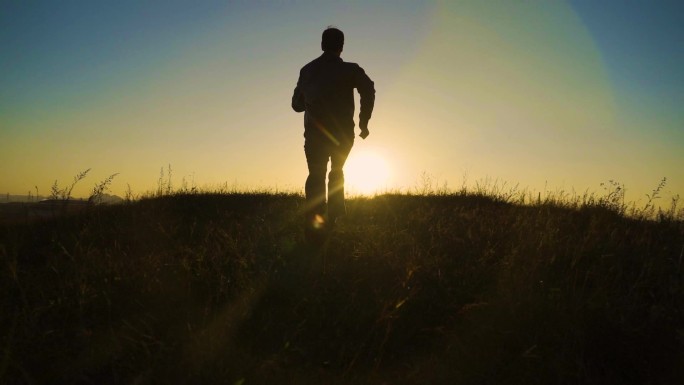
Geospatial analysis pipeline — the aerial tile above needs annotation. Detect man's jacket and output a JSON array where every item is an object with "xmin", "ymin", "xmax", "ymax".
[{"xmin": 292, "ymin": 52, "xmax": 375, "ymax": 144}]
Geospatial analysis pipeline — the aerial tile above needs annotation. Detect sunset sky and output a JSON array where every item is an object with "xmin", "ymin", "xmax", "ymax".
[{"xmin": 2, "ymin": 1, "xmax": 682, "ymax": 203}]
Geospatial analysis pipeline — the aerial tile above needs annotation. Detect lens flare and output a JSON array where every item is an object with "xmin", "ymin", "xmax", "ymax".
[{"xmin": 312, "ymin": 214, "xmax": 326, "ymax": 230}]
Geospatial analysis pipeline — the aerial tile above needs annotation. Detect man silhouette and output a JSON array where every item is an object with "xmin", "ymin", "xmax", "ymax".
[{"xmin": 292, "ymin": 27, "xmax": 375, "ymax": 233}]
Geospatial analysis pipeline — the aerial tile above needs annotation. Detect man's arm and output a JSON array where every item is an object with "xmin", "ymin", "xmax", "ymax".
[
  {"xmin": 292, "ymin": 85, "xmax": 305, "ymax": 112},
  {"xmin": 292, "ymin": 70, "xmax": 306, "ymax": 112},
  {"xmin": 355, "ymin": 66, "xmax": 375, "ymax": 139}
]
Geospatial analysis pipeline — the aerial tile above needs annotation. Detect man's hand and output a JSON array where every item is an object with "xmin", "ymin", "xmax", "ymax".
[{"xmin": 359, "ymin": 121, "xmax": 370, "ymax": 140}]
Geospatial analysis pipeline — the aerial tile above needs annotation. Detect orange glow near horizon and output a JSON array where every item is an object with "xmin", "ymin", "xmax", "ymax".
[
  {"xmin": 1, "ymin": 2, "xmax": 682, "ymax": 204},
  {"xmin": 344, "ymin": 149, "xmax": 392, "ymax": 196}
]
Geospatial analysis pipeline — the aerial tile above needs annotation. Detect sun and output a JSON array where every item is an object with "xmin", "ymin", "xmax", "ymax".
[{"xmin": 344, "ymin": 150, "xmax": 391, "ymax": 195}]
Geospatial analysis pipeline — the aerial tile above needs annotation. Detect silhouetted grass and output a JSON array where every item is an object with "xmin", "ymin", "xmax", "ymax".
[{"xmin": 1, "ymin": 191, "xmax": 682, "ymax": 384}]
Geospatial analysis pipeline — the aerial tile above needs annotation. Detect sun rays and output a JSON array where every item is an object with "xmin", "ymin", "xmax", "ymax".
[{"xmin": 344, "ymin": 149, "xmax": 391, "ymax": 196}]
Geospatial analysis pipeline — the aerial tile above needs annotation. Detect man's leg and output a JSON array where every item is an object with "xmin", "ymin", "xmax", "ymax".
[
  {"xmin": 328, "ymin": 139, "xmax": 353, "ymax": 221},
  {"xmin": 304, "ymin": 139, "xmax": 329, "ymax": 221}
]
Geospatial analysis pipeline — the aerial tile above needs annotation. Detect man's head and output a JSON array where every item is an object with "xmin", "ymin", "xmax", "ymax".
[{"xmin": 321, "ymin": 27, "xmax": 344, "ymax": 54}]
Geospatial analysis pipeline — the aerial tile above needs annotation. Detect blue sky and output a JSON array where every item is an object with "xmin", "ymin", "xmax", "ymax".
[
  {"xmin": 1, "ymin": 1, "xmax": 682, "ymax": 202},
  {"xmin": 570, "ymin": 0, "xmax": 683, "ymax": 137}
]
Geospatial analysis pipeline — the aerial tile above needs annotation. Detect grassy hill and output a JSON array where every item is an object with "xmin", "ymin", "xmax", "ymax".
[{"xmin": 1, "ymin": 192, "xmax": 682, "ymax": 384}]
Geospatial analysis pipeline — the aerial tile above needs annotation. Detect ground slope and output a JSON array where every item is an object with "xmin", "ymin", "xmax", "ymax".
[{"xmin": 1, "ymin": 193, "xmax": 682, "ymax": 384}]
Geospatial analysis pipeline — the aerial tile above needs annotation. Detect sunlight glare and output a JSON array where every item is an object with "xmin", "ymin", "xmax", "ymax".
[{"xmin": 344, "ymin": 150, "xmax": 391, "ymax": 195}]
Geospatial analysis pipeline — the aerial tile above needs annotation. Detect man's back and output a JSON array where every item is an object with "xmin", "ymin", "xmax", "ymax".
[{"xmin": 292, "ymin": 52, "xmax": 374, "ymax": 142}]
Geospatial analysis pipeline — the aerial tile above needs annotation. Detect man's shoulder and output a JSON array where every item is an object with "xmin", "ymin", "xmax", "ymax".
[
  {"xmin": 341, "ymin": 60, "xmax": 362, "ymax": 69},
  {"xmin": 342, "ymin": 61, "xmax": 369, "ymax": 76},
  {"xmin": 299, "ymin": 56, "xmax": 365, "ymax": 75},
  {"xmin": 299, "ymin": 56, "xmax": 325, "ymax": 73},
  {"xmin": 300, "ymin": 58, "xmax": 316, "ymax": 71}
]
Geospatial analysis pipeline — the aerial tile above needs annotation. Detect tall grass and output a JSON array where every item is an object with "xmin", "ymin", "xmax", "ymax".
[{"xmin": 0, "ymin": 180, "xmax": 682, "ymax": 384}]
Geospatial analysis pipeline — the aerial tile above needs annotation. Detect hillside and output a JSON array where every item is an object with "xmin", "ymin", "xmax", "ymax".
[{"xmin": 1, "ymin": 193, "xmax": 682, "ymax": 384}]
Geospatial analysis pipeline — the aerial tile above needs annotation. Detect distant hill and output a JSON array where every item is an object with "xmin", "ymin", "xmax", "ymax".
[
  {"xmin": 1, "ymin": 193, "xmax": 123, "ymax": 204},
  {"xmin": 88, "ymin": 193, "xmax": 124, "ymax": 204},
  {"xmin": 1, "ymin": 194, "xmax": 48, "ymax": 203}
]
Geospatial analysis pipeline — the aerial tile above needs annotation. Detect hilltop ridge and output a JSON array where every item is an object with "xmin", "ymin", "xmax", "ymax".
[{"xmin": 1, "ymin": 193, "xmax": 682, "ymax": 384}]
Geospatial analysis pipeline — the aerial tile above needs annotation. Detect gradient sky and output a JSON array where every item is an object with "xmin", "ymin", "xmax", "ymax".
[{"xmin": 1, "ymin": 0, "xmax": 682, "ymax": 204}]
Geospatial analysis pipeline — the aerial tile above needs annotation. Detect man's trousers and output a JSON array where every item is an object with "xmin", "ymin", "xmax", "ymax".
[{"xmin": 304, "ymin": 135, "xmax": 353, "ymax": 222}]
